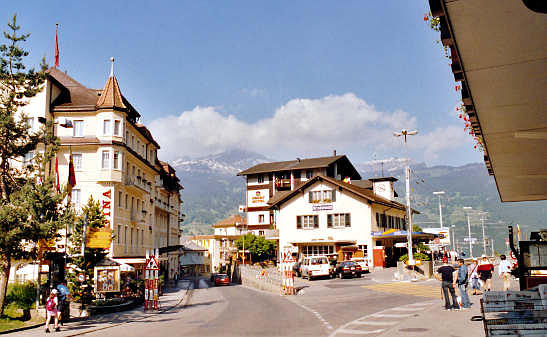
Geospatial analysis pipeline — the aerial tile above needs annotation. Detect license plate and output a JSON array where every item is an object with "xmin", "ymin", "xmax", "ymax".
[{"xmin": 351, "ymin": 267, "xmax": 355, "ymax": 270}]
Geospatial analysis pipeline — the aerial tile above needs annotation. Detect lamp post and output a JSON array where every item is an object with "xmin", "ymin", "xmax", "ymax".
[
  {"xmin": 393, "ymin": 129, "xmax": 418, "ymax": 265},
  {"xmin": 463, "ymin": 207, "xmax": 473, "ymax": 258},
  {"xmin": 479, "ymin": 212, "xmax": 488, "ymax": 257},
  {"xmin": 433, "ymin": 191, "xmax": 445, "ymax": 229},
  {"xmin": 451, "ymin": 225, "xmax": 456, "ymax": 252}
]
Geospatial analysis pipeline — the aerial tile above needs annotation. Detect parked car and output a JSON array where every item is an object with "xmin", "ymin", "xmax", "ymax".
[
  {"xmin": 301, "ymin": 256, "xmax": 331, "ymax": 280},
  {"xmin": 293, "ymin": 261, "xmax": 303, "ymax": 277},
  {"xmin": 214, "ymin": 273, "xmax": 230, "ymax": 286},
  {"xmin": 350, "ymin": 257, "xmax": 370, "ymax": 273},
  {"xmin": 335, "ymin": 261, "xmax": 362, "ymax": 278}
]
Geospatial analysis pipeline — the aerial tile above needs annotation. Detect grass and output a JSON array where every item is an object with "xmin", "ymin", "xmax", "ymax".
[{"xmin": 0, "ymin": 304, "xmax": 43, "ymax": 332}]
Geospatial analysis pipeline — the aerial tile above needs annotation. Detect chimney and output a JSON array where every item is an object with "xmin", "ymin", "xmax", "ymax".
[{"xmin": 333, "ymin": 150, "xmax": 337, "ymax": 156}]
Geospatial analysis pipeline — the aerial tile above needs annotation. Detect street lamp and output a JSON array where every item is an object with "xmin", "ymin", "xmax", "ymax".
[
  {"xmin": 478, "ymin": 212, "xmax": 488, "ymax": 257},
  {"xmin": 393, "ymin": 129, "xmax": 418, "ymax": 265},
  {"xmin": 451, "ymin": 224, "xmax": 456, "ymax": 252},
  {"xmin": 433, "ymin": 191, "xmax": 445, "ymax": 229},
  {"xmin": 463, "ymin": 207, "xmax": 473, "ymax": 258}
]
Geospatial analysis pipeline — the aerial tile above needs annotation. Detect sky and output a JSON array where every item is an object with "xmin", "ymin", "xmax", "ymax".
[{"xmin": 2, "ymin": 1, "xmax": 485, "ymax": 167}]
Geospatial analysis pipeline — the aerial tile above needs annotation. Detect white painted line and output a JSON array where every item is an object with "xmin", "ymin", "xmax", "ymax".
[
  {"xmin": 370, "ymin": 313, "xmax": 414, "ymax": 318},
  {"xmin": 337, "ymin": 328, "xmax": 385, "ymax": 335},
  {"xmin": 389, "ymin": 307, "xmax": 424, "ymax": 311},
  {"xmin": 352, "ymin": 320, "xmax": 398, "ymax": 326}
]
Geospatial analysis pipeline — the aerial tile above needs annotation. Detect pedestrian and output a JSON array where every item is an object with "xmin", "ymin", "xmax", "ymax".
[
  {"xmin": 45, "ymin": 289, "xmax": 60, "ymax": 333},
  {"xmin": 498, "ymin": 254, "xmax": 512, "ymax": 291},
  {"xmin": 456, "ymin": 259, "xmax": 471, "ymax": 309},
  {"xmin": 56, "ymin": 281, "xmax": 71, "ymax": 325},
  {"xmin": 469, "ymin": 258, "xmax": 481, "ymax": 295},
  {"xmin": 435, "ymin": 261, "xmax": 459, "ymax": 311},
  {"xmin": 477, "ymin": 255, "xmax": 494, "ymax": 292}
]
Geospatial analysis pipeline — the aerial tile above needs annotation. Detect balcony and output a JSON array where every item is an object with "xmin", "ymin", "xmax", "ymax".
[
  {"xmin": 125, "ymin": 175, "xmax": 151, "ymax": 193},
  {"xmin": 130, "ymin": 209, "xmax": 145, "ymax": 223},
  {"xmin": 275, "ymin": 178, "xmax": 291, "ymax": 190}
]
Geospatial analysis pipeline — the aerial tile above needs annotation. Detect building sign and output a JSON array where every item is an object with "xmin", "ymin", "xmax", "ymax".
[
  {"xmin": 248, "ymin": 189, "xmax": 269, "ymax": 206},
  {"xmin": 312, "ymin": 204, "xmax": 333, "ymax": 211},
  {"xmin": 252, "ymin": 191, "xmax": 265, "ymax": 203},
  {"xmin": 94, "ymin": 266, "xmax": 120, "ymax": 293},
  {"xmin": 86, "ymin": 227, "xmax": 113, "ymax": 249},
  {"xmin": 102, "ymin": 189, "xmax": 112, "ymax": 228}
]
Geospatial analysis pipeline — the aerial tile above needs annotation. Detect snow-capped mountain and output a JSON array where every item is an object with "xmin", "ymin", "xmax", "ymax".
[{"xmin": 171, "ymin": 149, "xmax": 272, "ymax": 176}]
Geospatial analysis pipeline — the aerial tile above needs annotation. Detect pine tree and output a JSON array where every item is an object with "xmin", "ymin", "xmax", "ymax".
[
  {"xmin": 0, "ymin": 14, "xmax": 68, "ymax": 315},
  {"xmin": 66, "ymin": 197, "xmax": 109, "ymax": 305}
]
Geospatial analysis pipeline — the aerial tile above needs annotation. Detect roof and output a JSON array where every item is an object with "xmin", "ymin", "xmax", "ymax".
[
  {"xmin": 97, "ymin": 75, "xmax": 127, "ymax": 110},
  {"xmin": 47, "ymin": 67, "xmax": 99, "ymax": 110},
  {"xmin": 237, "ymin": 155, "xmax": 361, "ymax": 179},
  {"xmin": 368, "ymin": 177, "xmax": 398, "ymax": 182},
  {"xmin": 428, "ymin": 0, "xmax": 547, "ymax": 202},
  {"xmin": 268, "ymin": 175, "xmax": 418, "ymax": 213},
  {"xmin": 213, "ymin": 214, "xmax": 246, "ymax": 228},
  {"xmin": 181, "ymin": 240, "xmax": 207, "ymax": 251},
  {"xmin": 136, "ymin": 124, "xmax": 160, "ymax": 148}
]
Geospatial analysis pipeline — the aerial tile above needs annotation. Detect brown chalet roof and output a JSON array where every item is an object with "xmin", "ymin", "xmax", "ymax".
[
  {"xmin": 268, "ymin": 175, "xmax": 418, "ymax": 214},
  {"xmin": 213, "ymin": 214, "xmax": 246, "ymax": 228},
  {"xmin": 47, "ymin": 67, "xmax": 99, "ymax": 110},
  {"xmin": 238, "ymin": 155, "xmax": 360, "ymax": 177},
  {"xmin": 97, "ymin": 75, "xmax": 127, "ymax": 110}
]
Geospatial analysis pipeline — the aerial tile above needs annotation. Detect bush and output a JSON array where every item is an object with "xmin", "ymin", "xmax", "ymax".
[
  {"xmin": 399, "ymin": 253, "xmax": 431, "ymax": 262},
  {"xmin": 91, "ymin": 298, "xmax": 126, "ymax": 307},
  {"xmin": 6, "ymin": 282, "xmax": 36, "ymax": 310}
]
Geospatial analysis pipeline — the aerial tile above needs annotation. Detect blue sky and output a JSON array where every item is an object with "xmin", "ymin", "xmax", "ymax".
[{"xmin": 3, "ymin": 1, "xmax": 484, "ymax": 166}]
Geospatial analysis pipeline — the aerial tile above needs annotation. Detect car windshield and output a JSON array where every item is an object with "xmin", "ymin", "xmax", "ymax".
[
  {"xmin": 217, "ymin": 274, "xmax": 228, "ymax": 278},
  {"xmin": 311, "ymin": 257, "xmax": 327, "ymax": 265}
]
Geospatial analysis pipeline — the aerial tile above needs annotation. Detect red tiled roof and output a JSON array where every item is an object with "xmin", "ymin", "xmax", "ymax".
[{"xmin": 97, "ymin": 76, "xmax": 127, "ymax": 110}]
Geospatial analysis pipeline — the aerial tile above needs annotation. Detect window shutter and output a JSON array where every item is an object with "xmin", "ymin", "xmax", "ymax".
[
  {"xmin": 297, "ymin": 216, "xmax": 302, "ymax": 229},
  {"xmin": 345, "ymin": 214, "xmax": 351, "ymax": 227},
  {"xmin": 327, "ymin": 214, "xmax": 332, "ymax": 228},
  {"xmin": 331, "ymin": 190, "xmax": 336, "ymax": 202},
  {"xmin": 314, "ymin": 215, "xmax": 319, "ymax": 228},
  {"xmin": 309, "ymin": 191, "xmax": 313, "ymax": 203}
]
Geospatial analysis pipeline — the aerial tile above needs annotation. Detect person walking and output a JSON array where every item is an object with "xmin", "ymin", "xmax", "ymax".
[
  {"xmin": 478, "ymin": 255, "xmax": 494, "ymax": 292},
  {"xmin": 56, "ymin": 281, "xmax": 71, "ymax": 325},
  {"xmin": 469, "ymin": 258, "xmax": 481, "ymax": 295},
  {"xmin": 498, "ymin": 255, "xmax": 512, "ymax": 291},
  {"xmin": 456, "ymin": 259, "xmax": 471, "ymax": 309},
  {"xmin": 45, "ymin": 289, "xmax": 60, "ymax": 333},
  {"xmin": 435, "ymin": 261, "xmax": 459, "ymax": 311}
]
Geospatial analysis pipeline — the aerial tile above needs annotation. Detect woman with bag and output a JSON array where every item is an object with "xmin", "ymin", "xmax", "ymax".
[{"xmin": 45, "ymin": 289, "xmax": 60, "ymax": 333}]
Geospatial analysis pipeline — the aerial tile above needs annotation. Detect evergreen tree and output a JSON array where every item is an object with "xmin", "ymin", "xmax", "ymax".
[
  {"xmin": 0, "ymin": 14, "xmax": 67, "ymax": 315},
  {"xmin": 66, "ymin": 197, "xmax": 109, "ymax": 305}
]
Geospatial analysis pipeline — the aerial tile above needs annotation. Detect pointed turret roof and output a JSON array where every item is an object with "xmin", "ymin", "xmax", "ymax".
[{"xmin": 96, "ymin": 75, "xmax": 127, "ymax": 110}]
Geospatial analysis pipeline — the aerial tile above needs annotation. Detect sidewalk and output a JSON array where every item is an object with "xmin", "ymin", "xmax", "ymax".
[{"xmin": 7, "ymin": 279, "xmax": 192, "ymax": 336}]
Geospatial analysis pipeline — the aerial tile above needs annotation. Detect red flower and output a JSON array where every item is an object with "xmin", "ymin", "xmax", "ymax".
[
  {"xmin": 424, "ymin": 14, "xmax": 429, "ymax": 21},
  {"xmin": 456, "ymin": 107, "xmax": 459, "ymax": 111},
  {"xmin": 458, "ymin": 114, "xmax": 462, "ymax": 119},
  {"xmin": 455, "ymin": 85, "xmax": 461, "ymax": 91}
]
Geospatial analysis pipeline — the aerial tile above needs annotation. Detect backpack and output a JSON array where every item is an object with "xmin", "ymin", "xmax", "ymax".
[{"xmin": 46, "ymin": 297, "xmax": 56, "ymax": 311}]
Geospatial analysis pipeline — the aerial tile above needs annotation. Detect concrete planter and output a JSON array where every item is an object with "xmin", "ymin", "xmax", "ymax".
[{"xmin": 396, "ymin": 260, "xmax": 434, "ymax": 280}]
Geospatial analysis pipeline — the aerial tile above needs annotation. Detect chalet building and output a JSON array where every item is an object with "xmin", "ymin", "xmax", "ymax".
[
  {"xmin": 237, "ymin": 153, "xmax": 361, "ymax": 236},
  {"xmin": 14, "ymin": 66, "xmax": 183, "ymax": 281},
  {"xmin": 268, "ymin": 175, "xmax": 419, "ymax": 267}
]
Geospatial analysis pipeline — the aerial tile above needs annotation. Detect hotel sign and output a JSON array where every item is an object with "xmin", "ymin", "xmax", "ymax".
[
  {"xmin": 312, "ymin": 204, "xmax": 333, "ymax": 211},
  {"xmin": 248, "ymin": 189, "xmax": 269, "ymax": 206}
]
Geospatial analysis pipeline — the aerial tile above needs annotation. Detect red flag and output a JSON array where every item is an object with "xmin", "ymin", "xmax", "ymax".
[
  {"xmin": 55, "ymin": 156, "xmax": 60, "ymax": 192},
  {"xmin": 67, "ymin": 148, "xmax": 76, "ymax": 197},
  {"xmin": 54, "ymin": 25, "xmax": 59, "ymax": 67}
]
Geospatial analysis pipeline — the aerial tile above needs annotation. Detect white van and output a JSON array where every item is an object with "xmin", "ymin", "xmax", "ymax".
[
  {"xmin": 351, "ymin": 257, "xmax": 370, "ymax": 273},
  {"xmin": 301, "ymin": 256, "xmax": 331, "ymax": 280}
]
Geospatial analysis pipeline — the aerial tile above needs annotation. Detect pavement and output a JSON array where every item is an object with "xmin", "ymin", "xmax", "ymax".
[{"xmin": 8, "ymin": 279, "xmax": 193, "ymax": 336}]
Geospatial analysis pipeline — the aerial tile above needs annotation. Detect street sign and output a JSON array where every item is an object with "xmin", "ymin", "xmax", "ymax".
[
  {"xmin": 86, "ymin": 227, "xmax": 112, "ymax": 249},
  {"xmin": 464, "ymin": 237, "xmax": 478, "ymax": 243},
  {"xmin": 144, "ymin": 249, "xmax": 160, "ymax": 311}
]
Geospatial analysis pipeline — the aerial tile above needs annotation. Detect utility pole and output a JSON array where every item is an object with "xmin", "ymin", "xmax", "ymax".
[
  {"xmin": 393, "ymin": 129, "xmax": 418, "ymax": 265},
  {"xmin": 433, "ymin": 191, "xmax": 445, "ymax": 229},
  {"xmin": 451, "ymin": 225, "xmax": 456, "ymax": 252},
  {"xmin": 463, "ymin": 207, "xmax": 473, "ymax": 258},
  {"xmin": 480, "ymin": 212, "xmax": 488, "ymax": 257},
  {"xmin": 491, "ymin": 239, "xmax": 495, "ymax": 256}
]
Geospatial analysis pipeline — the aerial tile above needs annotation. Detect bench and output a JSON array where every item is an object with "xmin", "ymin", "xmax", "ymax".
[{"xmin": 471, "ymin": 284, "xmax": 547, "ymax": 336}]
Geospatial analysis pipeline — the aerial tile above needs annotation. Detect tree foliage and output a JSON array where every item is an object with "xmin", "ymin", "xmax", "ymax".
[
  {"xmin": 66, "ymin": 197, "xmax": 109, "ymax": 305},
  {"xmin": 234, "ymin": 234, "xmax": 276, "ymax": 262},
  {"xmin": 0, "ymin": 14, "xmax": 69, "ymax": 316}
]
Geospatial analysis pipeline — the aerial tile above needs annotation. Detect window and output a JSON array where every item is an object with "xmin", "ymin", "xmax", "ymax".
[
  {"xmin": 259, "ymin": 230, "xmax": 265, "ymax": 236},
  {"xmin": 113, "ymin": 151, "xmax": 119, "ymax": 169},
  {"xmin": 125, "ymin": 131, "xmax": 129, "ymax": 142},
  {"xmin": 358, "ymin": 245, "xmax": 368, "ymax": 258},
  {"xmin": 131, "ymin": 135, "xmax": 135, "ymax": 148},
  {"xmin": 117, "ymin": 225, "xmax": 122, "ymax": 244},
  {"xmin": 306, "ymin": 170, "xmax": 313, "ymax": 179},
  {"xmin": 125, "ymin": 194, "xmax": 128, "ymax": 209},
  {"xmin": 327, "ymin": 213, "xmax": 351, "ymax": 228},
  {"xmin": 124, "ymin": 227, "xmax": 128, "ymax": 252},
  {"xmin": 309, "ymin": 190, "xmax": 335, "ymax": 203},
  {"xmin": 142, "ymin": 144, "xmax": 145, "ymax": 156},
  {"xmin": 141, "ymin": 229, "xmax": 144, "ymax": 246},
  {"xmin": 258, "ymin": 214, "xmax": 264, "ymax": 223},
  {"xmin": 72, "ymin": 189, "xmax": 81, "ymax": 209},
  {"xmin": 103, "ymin": 120, "xmax": 111, "ymax": 135},
  {"xmin": 257, "ymin": 175, "xmax": 264, "ymax": 184},
  {"xmin": 118, "ymin": 191, "xmax": 122, "ymax": 207},
  {"xmin": 297, "ymin": 215, "xmax": 319, "ymax": 229},
  {"xmin": 73, "ymin": 153, "xmax": 82, "ymax": 170},
  {"xmin": 302, "ymin": 245, "xmax": 334, "ymax": 257},
  {"xmin": 137, "ymin": 140, "xmax": 140, "ymax": 154},
  {"xmin": 101, "ymin": 150, "xmax": 110, "ymax": 169},
  {"xmin": 73, "ymin": 120, "xmax": 83, "ymax": 137},
  {"xmin": 114, "ymin": 120, "xmax": 121, "ymax": 136},
  {"xmin": 131, "ymin": 228, "xmax": 134, "ymax": 247},
  {"xmin": 150, "ymin": 150, "xmax": 154, "ymax": 163}
]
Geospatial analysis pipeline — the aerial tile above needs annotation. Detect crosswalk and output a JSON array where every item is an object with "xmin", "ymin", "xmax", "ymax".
[
  {"xmin": 362, "ymin": 282, "xmax": 441, "ymax": 299},
  {"xmin": 329, "ymin": 301, "xmax": 434, "ymax": 337}
]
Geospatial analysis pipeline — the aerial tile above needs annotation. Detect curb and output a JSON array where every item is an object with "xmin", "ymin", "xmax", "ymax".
[{"xmin": 0, "ymin": 322, "xmax": 44, "ymax": 335}]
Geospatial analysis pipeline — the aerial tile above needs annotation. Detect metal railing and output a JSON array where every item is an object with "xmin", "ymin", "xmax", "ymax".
[{"xmin": 125, "ymin": 175, "xmax": 151, "ymax": 193}]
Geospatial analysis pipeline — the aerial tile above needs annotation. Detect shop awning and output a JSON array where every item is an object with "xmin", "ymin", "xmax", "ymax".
[
  {"xmin": 111, "ymin": 257, "xmax": 146, "ymax": 264},
  {"xmin": 289, "ymin": 239, "xmax": 356, "ymax": 245},
  {"xmin": 372, "ymin": 230, "xmax": 435, "ymax": 240}
]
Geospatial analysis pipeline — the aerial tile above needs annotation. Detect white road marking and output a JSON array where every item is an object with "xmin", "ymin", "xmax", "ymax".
[
  {"xmin": 370, "ymin": 312, "xmax": 414, "ymax": 318},
  {"xmin": 389, "ymin": 306, "xmax": 424, "ymax": 311},
  {"xmin": 337, "ymin": 328, "xmax": 385, "ymax": 335},
  {"xmin": 289, "ymin": 301, "xmax": 334, "ymax": 330}
]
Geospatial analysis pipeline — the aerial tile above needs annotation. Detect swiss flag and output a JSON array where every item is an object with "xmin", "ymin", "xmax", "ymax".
[{"xmin": 54, "ymin": 26, "xmax": 59, "ymax": 67}]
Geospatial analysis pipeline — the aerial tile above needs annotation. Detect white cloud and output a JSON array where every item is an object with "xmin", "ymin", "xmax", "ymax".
[{"xmin": 149, "ymin": 92, "xmax": 475, "ymax": 165}]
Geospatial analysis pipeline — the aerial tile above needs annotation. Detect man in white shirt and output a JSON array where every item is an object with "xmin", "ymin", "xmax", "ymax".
[{"xmin": 498, "ymin": 254, "xmax": 512, "ymax": 291}]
